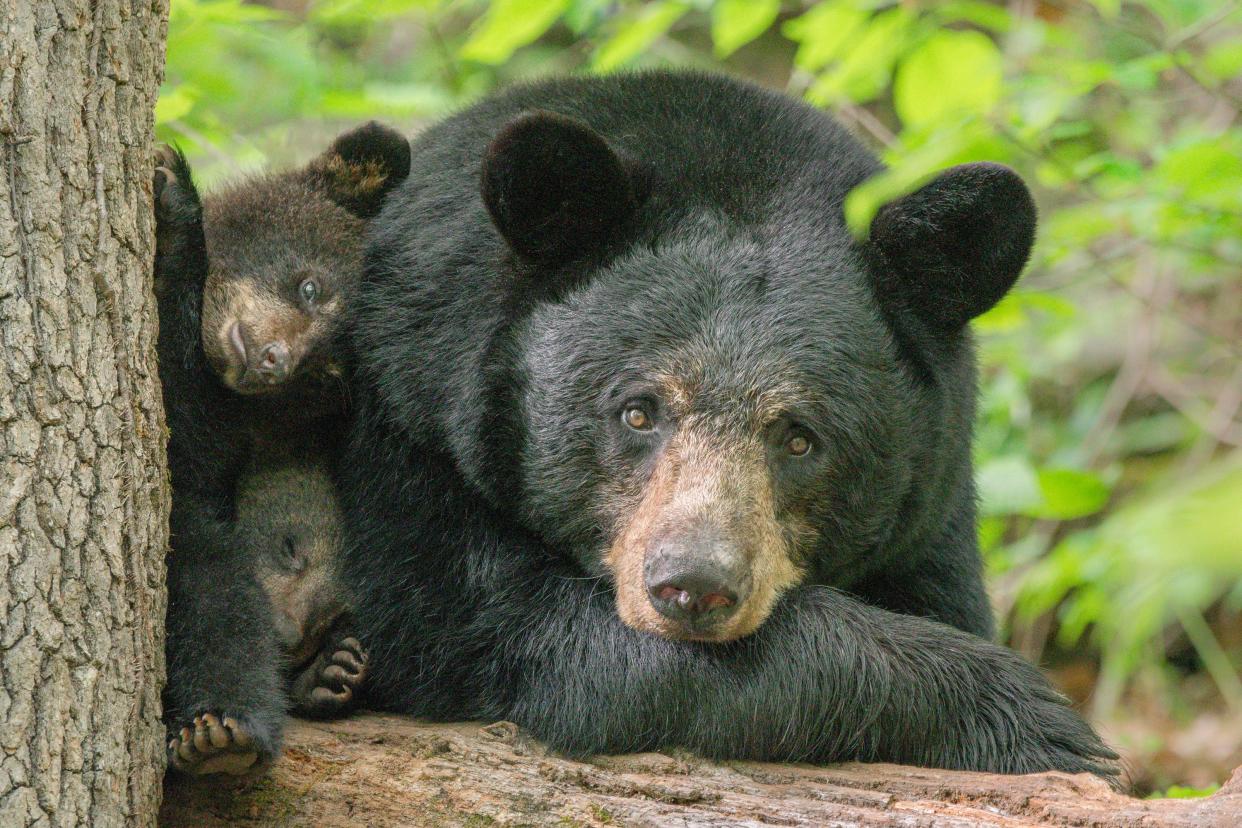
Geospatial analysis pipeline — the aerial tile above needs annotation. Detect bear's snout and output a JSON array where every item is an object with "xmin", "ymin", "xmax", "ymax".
[{"xmin": 643, "ymin": 535, "xmax": 751, "ymax": 632}]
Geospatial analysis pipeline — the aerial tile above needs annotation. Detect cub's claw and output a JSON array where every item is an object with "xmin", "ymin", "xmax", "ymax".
[
  {"xmin": 167, "ymin": 712, "xmax": 262, "ymax": 777},
  {"xmin": 291, "ymin": 635, "xmax": 368, "ymax": 718}
]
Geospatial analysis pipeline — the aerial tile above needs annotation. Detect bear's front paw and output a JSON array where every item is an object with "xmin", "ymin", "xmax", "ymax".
[
  {"xmin": 167, "ymin": 712, "xmax": 272, "ymax": 777},
  {"xmin": 1019, "ymin": 679, "xmax": 1124, "ymax": 785},
  {"xmin": 290, "ymin": 635, "xmax": 368, "ymax": 719}
]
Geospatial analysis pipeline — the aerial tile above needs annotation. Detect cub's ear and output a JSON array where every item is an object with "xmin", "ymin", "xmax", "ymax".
[
  {"xmin": 868, "ymin": 162, "xmax": 1035, "ymax": 332},
  {"xmin": 308, "ymin": 121, "xmax": 411, "ymax": 218},
  {"xmin": 481, "ymin": 110, "xmax": 637, "ymax": 264}
]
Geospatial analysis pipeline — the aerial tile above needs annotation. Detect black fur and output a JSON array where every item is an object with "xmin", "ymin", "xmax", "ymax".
[
  {"xmin": 481, "ymin": 110, "xmax": 638, "ymax": 264},
  {"xmin": 153, "ymin": 149, "xmax": 287, "ymax": 767},
  {"xmin": 236, "ymin": 449, "xmax": 366, "ymax": 718},
  {"xmin": 870, "ymin": 161, "xmax": 1036, "ymax": 332},
  {"xmin": 340, "ymin": 71, "xmax": 1118, "ymax": 781},
  {"xmin": 153, "ymin": 125, "xmax": 408, "ymax": 773}
]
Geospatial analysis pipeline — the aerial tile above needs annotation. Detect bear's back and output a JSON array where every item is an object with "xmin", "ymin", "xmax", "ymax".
[{"xmin": 406, "ymin": 71, "xmax": 878, "ymax": 230}]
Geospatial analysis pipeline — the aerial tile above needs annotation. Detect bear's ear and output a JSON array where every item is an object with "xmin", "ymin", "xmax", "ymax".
[
  {"xmin": 481, "ymin": 110, "xmax": 637, "ymax": 264},
  {"xmin": 308, "ymin": 121, "xmax": 411, "ymax": 218},
  {"xmin": 868, "ymin": 162, "xmax": 1035, "ymax": 332}
]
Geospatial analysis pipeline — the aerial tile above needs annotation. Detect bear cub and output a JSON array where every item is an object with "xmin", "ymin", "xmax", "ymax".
[
  {"xmin": 152, "ymin": 123, "xmax": 409, "ymax": 776},
  {"xmin": 236, "ymin": 448, "xmax": 366, "ymax": 718}
]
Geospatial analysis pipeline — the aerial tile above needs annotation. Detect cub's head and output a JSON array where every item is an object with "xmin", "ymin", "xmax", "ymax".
[
  {"xmin": 194, "ymin": 122, "xmax": 409, "ymax": 394},
  {"xmin": 481, "ymin": 112, "xmax": 1035, "ymax": 643},
  {"xmin": 237, "ymin": 459, "xmax": 347, "ymax": 666}
]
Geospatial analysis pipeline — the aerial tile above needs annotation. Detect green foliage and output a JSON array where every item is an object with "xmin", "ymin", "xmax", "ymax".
[
  {"xmin": 711, "ymin": 0, "xmax": 780, "ymax": 59},
  {"xmin": 461, "ymin": 0, "xmax": 573, "ymax": 65},
  {"xmin": 591, "ymin": 2, "xmax": 690, "ymax": 72},
  {"xmin": 1149, "ymin": 783, "xmax": 1221, "ymax": 799},
  {"xmin": 162, "ymin": 0, "xmax": 1242, "ymax": 722}
]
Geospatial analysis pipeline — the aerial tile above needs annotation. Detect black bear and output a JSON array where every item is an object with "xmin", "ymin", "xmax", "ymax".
[
  {"xmin": 152, "ymin": 123, "xmax": 407, "ymax": 775},
  {"xmin": 339, "ymin": 70, "xmax": 1118, "ymax": 781},
  {"xmin": 236, "ymin": 450, "xmax": 368, "ymax": 718}
]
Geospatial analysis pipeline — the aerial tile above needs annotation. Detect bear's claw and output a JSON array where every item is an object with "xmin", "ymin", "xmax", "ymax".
[
  {"xmin": 168, "ymin": 713, "xmax": 261, "ymax": 776},
  {"xmin": 292, "ymin": 635, "xmax": 368, "ymax": 718}
]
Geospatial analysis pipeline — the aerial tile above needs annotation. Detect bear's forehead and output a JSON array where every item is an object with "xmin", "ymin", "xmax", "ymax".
[
  {"xmin": 203, "ymin": 177, "xmax": 364, "ymax": 272},
  {"xmin": 523, "ymin": 236, "xmax": 896, "ymax": 424}
]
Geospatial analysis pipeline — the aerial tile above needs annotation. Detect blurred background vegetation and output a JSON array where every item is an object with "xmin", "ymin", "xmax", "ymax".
[{"xmin": 159, "ymin": 0, "xmax": 1242, "ymax": 796}]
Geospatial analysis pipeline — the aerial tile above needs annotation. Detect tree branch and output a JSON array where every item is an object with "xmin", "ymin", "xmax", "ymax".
[{"xmin": 161, "ymin": 714, "xmax": 1242, "ymax": 827}]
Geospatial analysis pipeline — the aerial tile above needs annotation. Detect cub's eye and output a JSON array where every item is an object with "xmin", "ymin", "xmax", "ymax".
[
  {"xmin": 279, "ymin": 537, "xmax": 306, "ymax": 573},
  {"xmin": 786, "ymin": 432, "xmax": 812, "ymax": 457},
  {"xmin": 298, "ymin": 278, "xmax": 319, "ymax": 305},
  {"xmin": 622, "ymin": 404, "xmax": 653, "ymax": 432}
]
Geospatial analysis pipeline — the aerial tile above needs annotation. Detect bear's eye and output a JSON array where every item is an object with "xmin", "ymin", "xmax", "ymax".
[
  {"xmin": 786, "ymin": 432, "xmax": 812, "ymax": 457},
  {"xmin": 280, "ymin": 537, "xmax": 306, "ymax": 573},
  {"xmin": 622, "ymin": 404, "xmax": 653, "ymax": 432},
  {"xmin": 299, "ymin": 278, "xmax": 319, "ymax": 305}
]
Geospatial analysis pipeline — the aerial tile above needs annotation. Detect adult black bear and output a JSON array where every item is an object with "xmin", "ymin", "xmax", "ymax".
[
  {"xmin": 152, "ymin": 124, "xmax": 406, "ymax": 775},
  {"xmin": 341, "ymin": 71, "xmax": 1118, "ymax": 781}
]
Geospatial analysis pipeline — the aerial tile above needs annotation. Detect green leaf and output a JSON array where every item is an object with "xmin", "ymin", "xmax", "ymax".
[
  {"xmin": 1150, "ymin": 784, "xmax": 1222, "ymax": 800},
  {"xmin": 1032, "ymin": 468, "xmax": 1111, "ymax": 520},
  {"xmin": 712, "ymin": 0, "xmax": 779, "ymax": 58},
  {"xmin": 1085, "ymin": 0, "xmax": 1121, "ymax": 18},
  {"xmin": 804, "ymin": 8, "xmax": 915, "ymax": 106},
  {"xmin": 155, "ymin": 84, "xmax": 196, "ymax": 124},
  {"xmin": 978, "ymin": 456, "xmax": 1042, "ymax": 518},
  {"xmin": 1155, "ymin": 135, "xmax": 1242, "ymax": 210},
  {"xmin": 894, "ymin": 29, "xmax": 1003, "ymax": 127},
  {"xmin": 591, "ymin": 2, "xmax": 689, "ymax": 72},
  {"xmin": 460, "ymin": 0, "xmax": 571, "ymax": 65},
  {"xmin": 975, "ymin": 291, "xmax": 1077, "ymax": 334},
  {"xmin": 781, "ymin": 1, "xmax": 869, "ymax": 73},
  {"xmin": 844, "ymin": 120, "xmax": 1003, "ymax": 238},
  {"xmin": 978, "ymin": 462, "xmax": 1109, "ymax": 520},
  {"xmin": 1204, "ymin": 41, "xmax": 1242, "ymax": 82},
  {"xmin": 310, "ymin": 0, "xmax": 440, "ymax": 26},
  {"xmin": 932, "ymin": 0, "xmax": 1014, "ymax": 32}
]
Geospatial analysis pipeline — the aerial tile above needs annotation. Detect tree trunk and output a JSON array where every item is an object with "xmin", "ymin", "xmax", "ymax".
[
  {"xmin": 162, "ymin": 715, "xmax": 1242, "ymax": 827},
  {"xmin": 0, "ymin": 1, "xmax": 170, "ymax": 826}
]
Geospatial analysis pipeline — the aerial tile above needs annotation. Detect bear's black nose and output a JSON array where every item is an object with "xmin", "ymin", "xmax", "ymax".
[
  {"xmin": 254, "ymin": 340, "xmax": 290, "ymax": 382},
  {"xmin": 646, "ymin": 567, "xmax": 739, "ymax": 626}
]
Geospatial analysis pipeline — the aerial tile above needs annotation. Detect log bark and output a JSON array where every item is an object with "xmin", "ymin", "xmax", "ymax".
[
  {"xmin": 0, "ymin": 1, "xmax": 170, "ymax": 826},
  {"xmin": 162, "ymin": 714, "xmax": 1242, "ymax": 827}
]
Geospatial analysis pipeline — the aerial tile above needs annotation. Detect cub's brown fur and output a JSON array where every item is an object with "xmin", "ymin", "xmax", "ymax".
[
  {"xmin": 156, "ymin": 122, "xmax": 409, "ymax": 775},
  {"xmin": 236, "ymin": 449, "xmax": 367, "ymax": 717}
]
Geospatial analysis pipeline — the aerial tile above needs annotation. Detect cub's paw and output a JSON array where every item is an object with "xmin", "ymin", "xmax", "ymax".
[
  {"xmin": 167, "ymin": 712, "xmax": 271, "ymax": 777},
  {"xmin": 291, "ymin": 635, "xmax": 368, "ymax": 718},
  {"xmin": 152, "ymin": 145, "xmax": 199, "ymax": 224}
]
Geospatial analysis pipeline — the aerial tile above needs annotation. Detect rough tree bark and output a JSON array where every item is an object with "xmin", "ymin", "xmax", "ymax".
[
  {"xmin": 162, "ymin": 715, "xmax": 1242, "ymax": 827},
  {"xmin": 1, "ymin": 1, "xmax": 170, "ymax": 826}
]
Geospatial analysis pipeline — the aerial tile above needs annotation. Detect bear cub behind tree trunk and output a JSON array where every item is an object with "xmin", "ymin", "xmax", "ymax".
[{"xmin": 152, "ymin": 124, "xmax": 410, "ymax": 776}]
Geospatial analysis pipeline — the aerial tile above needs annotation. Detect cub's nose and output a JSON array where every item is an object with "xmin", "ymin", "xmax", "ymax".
[
  {"xmin": 645, "ymin": 565, "xmax": 740, "ymax": 626},
  {"xmin": 254, "ymin": 340, "xmax": 290, "ymax": 382}
]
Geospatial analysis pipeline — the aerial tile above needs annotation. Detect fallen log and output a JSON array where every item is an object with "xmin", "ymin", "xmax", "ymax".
[{"xmin": 160, "ymin": 713, "xmax": 1241, "ymax": 827}]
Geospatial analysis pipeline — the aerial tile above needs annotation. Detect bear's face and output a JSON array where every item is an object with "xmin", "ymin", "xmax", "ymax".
[
  {"xmin": 517, "ymin": 237, "xmax": 912, "ymax": 642},
  {"xmin": 482, "ymin": 112, "xmax": 1035, "ymax": 643},
  {"xmin": 198, "ymin": 123, "xmax": 410, "ymax": 396},
  {"xmin": 201, "ymin": 194, "xmax": 360, "ymax": 395}
]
